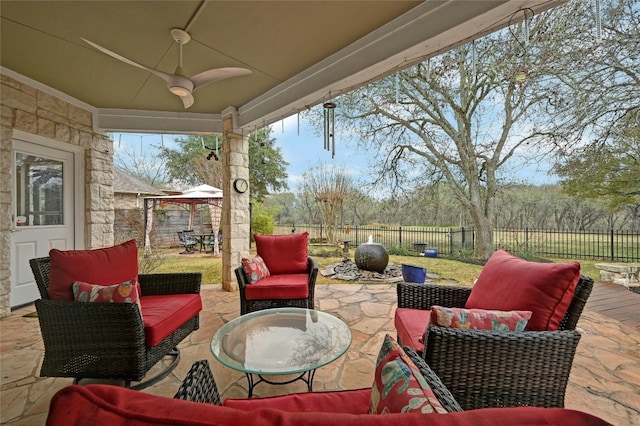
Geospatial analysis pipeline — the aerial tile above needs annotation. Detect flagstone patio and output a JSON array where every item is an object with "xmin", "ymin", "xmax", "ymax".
[{"xmin": 1, "ymin": 283, "xmax": 639, "ymax": 425}]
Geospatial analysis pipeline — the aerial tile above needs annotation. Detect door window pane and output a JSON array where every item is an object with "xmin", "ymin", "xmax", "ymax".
[{"xmin": 15, "ymin": 153, "xmax": 64, "ymax": 226}]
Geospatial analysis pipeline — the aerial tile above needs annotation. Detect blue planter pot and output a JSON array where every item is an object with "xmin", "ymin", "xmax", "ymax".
[
  {"xmin": 424, "ymin": 248, "xmax": 438, "ymax": 258},
  {"xmin": 402, "ymin": 264, "xmax": 427, "ymax": 284}
]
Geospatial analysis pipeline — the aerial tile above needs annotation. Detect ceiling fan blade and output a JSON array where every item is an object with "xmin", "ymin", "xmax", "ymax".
[
  {"xmin": 191, "ymin": 67, "xmax": 252, "ymax": 90},
  {"xmin": 178, "ymin": 93, "xmax": 195, "ymax": 109},
  {"xmin": 81, "ymin": 38, "xmax": 173, "ymax": 83}
]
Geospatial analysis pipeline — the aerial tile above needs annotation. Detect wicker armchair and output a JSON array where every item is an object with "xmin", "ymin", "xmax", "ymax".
[
  {"xmin": 30, "ymin": 256, "xmax": 202, "ymax": 389},
  {"xmin": 235, "ymin": 257, "xmax": 318, "ymax": 315},
  {"xmin": 396, "ymin": 275, "xmax": 594, "ymax": 410}
]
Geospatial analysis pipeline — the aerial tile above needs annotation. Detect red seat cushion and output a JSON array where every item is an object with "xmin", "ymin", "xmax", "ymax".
[
  {"xmin": 141, "ymin": 294, "xmax": 202, "ymax": 347},
  {"xmin": 47, "ymin": 384, "xmax": 613, "ymax": 426},
  {"xmin": 243, "ymin": 274, "xmax": 309, "ymax": 300},
  {"xmin": 224, "ymin": 388, "xmax": 371, "ymax": 414},
  {"xmin": 47, "ymin": 385, "xmax": 610, "ymax": 426},
  {"xmin": 394, "ymin": 308, "xmax": 430, "ymax": 353},
  {"xmin": 254, "ymin": 232, "xmax": 308, "ymax": 275},
  {"xmin": 465, "ymin": 250, "xmax": 581, "ymax": 331},
  {"xmin": 48, "ymin": 239, "xmax": 139, "ymax": 301}
]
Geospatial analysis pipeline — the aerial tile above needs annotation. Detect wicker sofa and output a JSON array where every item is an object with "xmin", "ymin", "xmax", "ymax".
[{"xmin": 46, "ymin": 355, "xmax": 610, "ymax": 425}]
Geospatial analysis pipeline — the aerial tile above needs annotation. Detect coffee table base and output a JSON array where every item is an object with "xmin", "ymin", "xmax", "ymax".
[{"xmin": 246, "ymin": 369, "xmax": 316, "ymax": 397}]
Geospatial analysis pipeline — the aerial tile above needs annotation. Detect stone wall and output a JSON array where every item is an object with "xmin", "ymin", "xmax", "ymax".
[{"xmin": 0, "ymin": 73, "xmax": 114, "ymax": 317}]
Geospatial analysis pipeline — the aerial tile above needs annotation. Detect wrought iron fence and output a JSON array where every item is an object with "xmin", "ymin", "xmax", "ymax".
[{"xmin": 274, "ymin": 224, "xmax": 639, "ymax": 262}]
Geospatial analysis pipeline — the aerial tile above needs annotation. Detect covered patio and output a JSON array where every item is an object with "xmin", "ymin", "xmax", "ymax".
[
  {"xmin": 2, "ymin": 0, "xmax": 568, "ymax": 314},
  {"xmin": 2, "ymin": 281, "xmax": 639, "ymax": 425}
]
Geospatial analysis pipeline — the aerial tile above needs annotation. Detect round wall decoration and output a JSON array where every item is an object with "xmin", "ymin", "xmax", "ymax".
[{"xmin": 233, "ymin": 178, "xmax": 248, "ymax": 193}]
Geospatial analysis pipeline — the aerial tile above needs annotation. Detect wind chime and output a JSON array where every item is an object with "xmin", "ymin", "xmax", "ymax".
[
  {"xmin": 323, "ymin": 98, "xmax": 336, "ymax": 158},
  {"xmin": 509, "ymin": 7, "xmax": 534, "ymax": 83}
]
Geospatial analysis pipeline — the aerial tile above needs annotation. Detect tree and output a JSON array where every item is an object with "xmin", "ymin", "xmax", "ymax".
[
  {"xmin": 340, "ymin": 32, "xmax": 546, "ymax": 258},
  {"xmin": 113, "ymin": 140, "xmax": 171, "ymax": 186},
  {"xmin": 156, "ymin": 127, "xmax": 289, "ymax": 200},
  {"xmin": 555, "ymin": 111, "xmax": 640, "ymax": 230},
  {"xmin": 300, "ymin": 165, "xmax": 352, "ymax": 244},
  {"xmin": 334, "ymin": 0, "xmax": 638, "ymax": 259}
]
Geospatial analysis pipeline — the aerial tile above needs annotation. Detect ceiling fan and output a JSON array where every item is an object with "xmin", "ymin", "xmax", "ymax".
[{"xmin": 82, "ymin": 29, "xmax": 252, "ymax": 109}]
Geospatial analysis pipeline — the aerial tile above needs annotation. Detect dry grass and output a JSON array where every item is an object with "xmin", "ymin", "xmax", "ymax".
[{"xmin": 142, "ymin": 247, "xmax": 601, "ymax": 285}]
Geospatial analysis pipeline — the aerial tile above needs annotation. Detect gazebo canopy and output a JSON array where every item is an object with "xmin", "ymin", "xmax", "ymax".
[
  {"xmin": 148, "ymin": 184, "xmax": 223, "ymax": 205},
  {"xmin": 143, "ymin": 184, "xmax": 223, "ymax": 255}
]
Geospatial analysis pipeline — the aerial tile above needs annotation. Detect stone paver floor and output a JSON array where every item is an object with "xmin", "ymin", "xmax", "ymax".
[{"xmin": 1, "ymin": 284, "xmax": 639, "ymax": 425}]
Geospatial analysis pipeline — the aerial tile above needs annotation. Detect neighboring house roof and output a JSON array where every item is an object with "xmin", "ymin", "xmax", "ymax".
[{"xmin": 114, "ymin": 168, "xmax": 165, "ymax": 196}]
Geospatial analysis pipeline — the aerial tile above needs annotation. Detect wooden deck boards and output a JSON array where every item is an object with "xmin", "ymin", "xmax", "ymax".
[{"xmin": 586, "ymin": 281, "xmax": 640, "ymax": 328}]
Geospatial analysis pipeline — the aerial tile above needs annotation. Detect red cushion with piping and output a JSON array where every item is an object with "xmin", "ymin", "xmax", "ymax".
[
  {"xmin": 48, "ymin": 239, "xmax": 139, "ymax": 301},
  {"xmin": 224, "ymin": 388, "xmax": 371, "ymax": 413},
  {"xmin": 140, "ymin": 294, "xmax": 202, "ymax": 347},
  {"xmin": 243, "ymin": 274, "xmax": 309, "ymax": 300},
  {"xmin": 465, "ymin": 250, "xmax": 581, "ymax": 331},
  {"xmin": 394, "ymin": 308, "xmax": 430, "ymax": 353},
  {"xmin": 47, "ymin": 384, "xmax": 612, "ymax": 426},
  {"xmin": 254, "ymin": 232, "xmax": 308, "ymax": 275}
]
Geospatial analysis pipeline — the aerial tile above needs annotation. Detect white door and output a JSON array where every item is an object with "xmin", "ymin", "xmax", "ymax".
[{"xmin": 10, "ymin": 139, "xmax": 76, "ymax": 307}]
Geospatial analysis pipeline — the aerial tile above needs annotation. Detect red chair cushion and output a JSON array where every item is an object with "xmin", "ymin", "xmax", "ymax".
[
  {"xmin": 224, "ymin": 388, "xmax": 371, "ymax": 413},
  {"xmin": 255, "ymin": 232, "xmax": 308, "ymax": 275},
  {"xmin": 48, "ymin": 239, "xmax": 139, "ymax": 301},
  {"xmin": 394, "ymin": 308, "xmax": 430, "ymax": 353},
  {"xmin": 243, "ymin": 274, "xmax": 309, "ymax": 301},
  {"xmin": 465, "ymin": 250, "xmax": 581, "ymax": 331},
  {"xmin": 141, "ymin": 294, "xmax": 202, "ymax": 347},
  {"xmin": 47, "ymin": 384, "xmax": 612, "ymax": 426}
]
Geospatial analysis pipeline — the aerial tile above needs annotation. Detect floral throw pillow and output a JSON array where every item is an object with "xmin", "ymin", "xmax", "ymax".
[
  {"xmin": 72, "ymin": 280, "xmax": 142, "ymax": 319},
  {"xmin": 430, "ymin": 306, "xmax": 532, "ymax": 331},
  {"xmin": 241, "ymin": 255, "xmax": 271, "ymax": 284},
  {"xmin": 370, "ymin": 334, "xmax": 447, "ymax": 415}
]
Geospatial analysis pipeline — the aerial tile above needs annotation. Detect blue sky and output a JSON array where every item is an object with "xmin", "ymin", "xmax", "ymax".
[{"xmin": 113, "ymin": 116, "xmax": 556, "ymax": 192}]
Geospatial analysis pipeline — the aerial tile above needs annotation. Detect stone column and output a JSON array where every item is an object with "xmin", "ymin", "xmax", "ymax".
[{"xmin": 221, "ymin": 113, "xmax": 249, "ymax": 291}]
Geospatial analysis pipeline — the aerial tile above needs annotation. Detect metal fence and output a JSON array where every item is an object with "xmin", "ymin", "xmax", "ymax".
[{"xmin": 274, "ymin": 224, "xmax": 639, "ymax": 262}]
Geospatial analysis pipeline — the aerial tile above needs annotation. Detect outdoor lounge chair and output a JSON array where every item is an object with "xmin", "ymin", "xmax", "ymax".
[
  {"xmin": 29, "ymin": 240, "xmax": 202, "ymax": 389},
  {"xmin": 395, "ymin": 250, "xmax": 594, "ymax": 410},
  {"xmin": 235, "ymin": 232, "xmax": 318, "ymax": 315}
]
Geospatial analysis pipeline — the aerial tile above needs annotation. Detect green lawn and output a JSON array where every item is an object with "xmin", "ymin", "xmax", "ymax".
[{"xmin": 141, "ymin": 248, "xmax": 601, "ymax": 285}]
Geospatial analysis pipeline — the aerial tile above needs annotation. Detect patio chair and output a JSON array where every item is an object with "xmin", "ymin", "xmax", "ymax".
[
  {"xmin": 177, "ymin": 230, "xmax": 198, "ymax": 254},
  {"xmin": 29, "ymin": 240, "xmax": 202, "ymax": 389},
  {"xmin": 395, "ymin": 250, "xmax": 594, "ymax": 410},
  {"xmin": 234, "ymin": 232, "xmax": 318, "ymax": 314},
  {"xmin": 200, "ymin": 233, "xmax": 221, "ymax": 253}
]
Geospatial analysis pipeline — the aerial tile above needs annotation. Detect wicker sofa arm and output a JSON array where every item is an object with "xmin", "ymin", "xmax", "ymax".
[
  {"xmin": 402, "ymin": 346, "xmax": 463, "ymax": 412},
  {"xmin": 174, "ymin": 360, "xmax": 222, "ymax": 405},
  {"xmin": 424, "ymin": 327, "xmax": 582, "ymax": 410},
  {"xmin": 397, "ymin": 283, "xmax": 471, "ymax": 310},
  {"xmin": 138, "ymin": 272, "xmax": 202, "ymax": 296}
]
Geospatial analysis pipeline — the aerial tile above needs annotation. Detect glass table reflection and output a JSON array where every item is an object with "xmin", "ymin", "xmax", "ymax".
[{"xmin": 210, "ymin": 307, "xmax": 351, "ymax": 397}]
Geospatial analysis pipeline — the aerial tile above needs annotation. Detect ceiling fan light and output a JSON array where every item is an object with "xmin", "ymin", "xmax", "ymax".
[{"xmin": 169, "ymin": 86, "xmax": 191, "ymax": 97}]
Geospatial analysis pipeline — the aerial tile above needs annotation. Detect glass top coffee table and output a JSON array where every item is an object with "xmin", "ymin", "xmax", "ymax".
[{"xmin": 210, "ymin": 307, "xmax": 351, "ymax": 397}]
